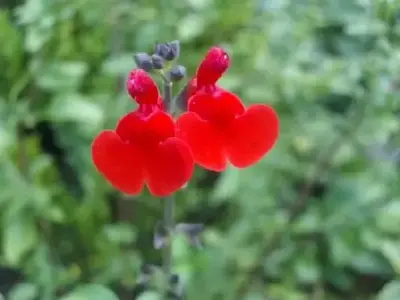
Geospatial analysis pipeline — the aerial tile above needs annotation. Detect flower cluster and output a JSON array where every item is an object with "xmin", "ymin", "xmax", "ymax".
[{"xmin": 91, "ymin": 44, "xmax": 279, "ymax": 197}]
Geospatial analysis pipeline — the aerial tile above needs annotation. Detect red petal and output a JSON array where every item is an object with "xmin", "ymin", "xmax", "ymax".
[
  {"xmin": 116, "ymin": 110, "xmax": 175, "ymax": 146},
  {"xmin": 91, "ymin": 130, "xmax": 145, "ymax": 194},
  {"xmin": 145, "ymin": 137, "xmax": 194, "ymax": 197},
  {"xmin": 176, "ymin": 112, "xmax": 226, "ymax": 172},
  {"xmin": 225, "ymin": 104, "xmax": 279, "ymax": 168},
  {"xmin": 196, "ymin": 47, "xmax": 230, "ymax": 87},
  {"xmin": 187, "ymin": 89, "xmax": 245, "ymax": 126}
]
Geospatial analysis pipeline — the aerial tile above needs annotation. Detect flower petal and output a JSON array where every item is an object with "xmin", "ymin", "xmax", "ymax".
[
  {"xmin": 145, "ymin": 137, "xmax": 194, "ymax": 197},
  {"xmin": 225, "ymin": 104, "xmax": 279, "ymax": 168},
  {"xmin": 91, "ymin": 130, "xmax": 145, "ymax": 194},
  {"xmin": 176, "ymin": 112, "xmax": 226, "ymax": 172},
  {"xmin": 188, "ymin": 89, "xmax": 245, "ymax": 126},
  {"xmin": 116, "ymin": 110, "xmax": 175, "ymax": 146}
]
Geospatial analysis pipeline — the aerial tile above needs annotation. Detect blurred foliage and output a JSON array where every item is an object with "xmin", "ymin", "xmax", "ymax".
[{"xmin": 0, "ymin": 0, "xmax": 400, "ymax": 299}]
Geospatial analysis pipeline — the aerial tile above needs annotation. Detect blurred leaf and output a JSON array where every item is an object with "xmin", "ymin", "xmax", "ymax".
[
  {"xmin": 381, "ymin": 241, "xmax": 400, "ymax": 275},
  {"xmin": 104, "ymin": 223, "xmax": 136, "ymax": 245},
  {"xmin": 136, "ymin": 291, "xmax": 162, "ymax": 300},
  {"xmin": 8, "ymin": 283, "xmax": 38, "ymax": 300},
  {"xmin": 178, "ymin": 15, "xmax": 206, "ymax": 41},
  {"xmin": 3, "ymin": 215, "xmax": 38, "ymax": 265},
  {"xmin": 212, "ymin": 166, "xmax": 240, "ymax": 201},
  {"xmin": 47, "ymin": 94, "xmax": 104, "ymax": 127},
  {"xmin": 35, "ymin": 61, "xmax": 88, "ymax": 91},
  {"xmin": 59, "ymin": 284, "xmax": 119, "ymax": 300},
  {"xmin": 377, "ymin": 281, "xmax": 400, "ymax": 300}
]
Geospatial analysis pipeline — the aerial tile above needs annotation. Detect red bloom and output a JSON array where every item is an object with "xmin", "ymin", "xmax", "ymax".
[
  {"xmin": 91, "ymin": 69, "xmax": 194, "ymax": 197},
  {"xmin": 176, "ymin": 47, "xmax": 279, "ymax": 172}
]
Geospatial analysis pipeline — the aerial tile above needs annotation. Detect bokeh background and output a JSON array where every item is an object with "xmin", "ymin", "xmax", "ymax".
[{"xmin": 1, "ymin": 0, "xmax": 400, "ymax": 299}]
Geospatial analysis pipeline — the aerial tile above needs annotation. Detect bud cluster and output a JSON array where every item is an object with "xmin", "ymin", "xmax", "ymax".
[{"xmin": 133, "ymin": 40, "xmax": 186, "ymax": 82}]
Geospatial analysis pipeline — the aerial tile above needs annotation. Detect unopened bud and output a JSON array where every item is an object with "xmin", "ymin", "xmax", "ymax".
[
  {"xmin": 169, "ymin": 65, "xmax": 186, "ymax": 82},
  {"xmin": 133, "ymin": 52, "xmax": 153, "ymax": 72},
  {"xmin": 154, "ymin": 43, "xmax": 171, "ymax": 59},
  {"xmin": 151, "ymin": 54, "xmax": 164, "ymax": 69},
  {"xmin": 167, "ymin": 40, "xmax": 180, "ymax": 60},
  {"xmin": 154, "ymin": 41, "xmax": 180, "ymax": 61}
]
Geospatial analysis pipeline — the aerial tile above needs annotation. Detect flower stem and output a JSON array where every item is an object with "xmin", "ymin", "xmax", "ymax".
[
  {"xmin": 163, "ymin": 196, "xmax": 174, "ymax": 276},
  {"xmin": 161, "ymin": 75, "xmax": 174, "ymax": 292}
]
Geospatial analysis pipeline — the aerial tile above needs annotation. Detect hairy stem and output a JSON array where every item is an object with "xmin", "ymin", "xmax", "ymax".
[
  {"xmin": 163, "ymin": 196, "xmax": 174, "ymax": 276},
  {"xmin": 162, "ymin": 76, "xmax": 174, "ymax": 291}
]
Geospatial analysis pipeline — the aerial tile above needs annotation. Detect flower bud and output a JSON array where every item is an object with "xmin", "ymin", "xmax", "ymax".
[
  {"xmin": 167, "ymin": 40, "xmax": 180, "ymax": 60},
  {"xmin": 168, "ymin": 65, "xmax": 186, "ymax": 82},
  {"xmin": 154, "ymin": 43, "xmax": 171, "ymax": 59},
  {"xmin": 151, "ymin": 54, "xmax": 164, "ymax": 69},
  {"xmin": 133, "ymin": 52, "xmax": 153, "ymax": 72},
  {"xmin": 154, "ymin": 41, "xmax": 180, "ymax": 61}
]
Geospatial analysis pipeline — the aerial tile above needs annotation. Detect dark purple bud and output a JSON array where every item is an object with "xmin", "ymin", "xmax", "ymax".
[
  {"xmin": 133, "ymin": 52, "xmax": 153, "ymax": 72},
  {"xmin": 154, "ymin": 41, "xmax": 180, "ymax": 61},
  {"xmin": 169, "ymin": 65, "xmax": 186, "ymax": 82},
  {"xmin": 151, "ymin": 54, "xmax": 164, "ymax": 69},
  {"xmin": 154, "ymin": 43, "xmax": 171, "ymax": 59},
  {"xmin": 167, "ymin": 40, "xmax": 180, "ymax": 60}
]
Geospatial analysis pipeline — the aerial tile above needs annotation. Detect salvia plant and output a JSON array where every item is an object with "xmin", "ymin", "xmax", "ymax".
[{"xmin": 90, "ymin": 41, "xmax": 279, "ymax": 298}]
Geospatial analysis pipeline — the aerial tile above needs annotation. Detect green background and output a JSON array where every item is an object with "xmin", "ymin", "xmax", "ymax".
[{"xmin": 0, "ymin": 0, "xmax": 400, "ymax": 299}]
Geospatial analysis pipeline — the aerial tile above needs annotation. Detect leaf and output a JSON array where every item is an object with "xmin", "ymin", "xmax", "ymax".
[
  {"xmin": 35, "ymin": 61, "xmax": 88, "ymax": 91},
  {"xmin": 47, "ymin": 94, "xmax": 104, "ymax": 127},
  {"xmin": 178, "ymin": 14, "xmax": 206, "ymax": 41},
  {"xmin": 104, "ymin": 223, "xmax": 136, "ymax": 245},
  {"xmin": 381, "ymin": 241, "xmax": 400, "ymax": 275},
  {"xmin": 8, "ymin": 283, "xmax": 38, "ymax": 300},
  {"xmin": 3, "ymin": 216, "xmax": 38, "ymax": 265},
  {"xmin": 59, "ymin": 284, "xmax": 119, "ymax": 300},
  {"xmin": 377, "ymin": 281, "xmax": 400, "ymax": 300},
  {"xmin": 0, "ymin": 125, "xmax": 15, "ymax": 158},
  {"xmin": 136, "ymin": 291, "xmax": 162, "ymax": 300},
  {"xmin": 102, "ymin": 54, "xmax": 136, "ymax": 76},
  {"xmin": 212, "ymin": 166, "xmax": 240, "ymax": 201}
]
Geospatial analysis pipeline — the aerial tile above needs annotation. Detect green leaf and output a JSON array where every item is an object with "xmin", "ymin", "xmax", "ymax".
[
  {"xmin": 35, "ymin": 61, "xmax": 88, "ymax": 91},
  {"xmin": 8, "ymin": 283, "xmax": 39, "ymax": 300},
  {"xmin": 136, "ymin": 291, "xmax": 162, "ymax": 300},
  {"xmin": 103, "ymin": 223, "xmax": 136, "ymax": 245},
  {"xmin": 212, "ymin": 165, "xmax": 240, "ymax": 201},
  {"xmin": 47, "ymin": 94, "xmax": 104, "ymax": 127},
  {"xmin": 60, "ymin": 284, "xmax": 119, "ymax": 300},
  {"xmin": 377, "ymin": 281, "xmax": 400, "ymax": 300},
  {"xmin": 178, "ymin": 14, "xmax": 206, "ymax": 41},
  {"xmin": 3, "ymin": 216, "xmax": 38, "ymax": 265},
  {"xmin": 381, "ymin": 241, "xmax": 400, "ymax": 275}
]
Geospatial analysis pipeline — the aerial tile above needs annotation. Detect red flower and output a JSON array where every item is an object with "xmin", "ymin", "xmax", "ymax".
[
  {"xmin": 176, "ymin": 47, "xmax": 279, "ymax": 172},
  {"xmin": 91, "ymin": 69, "xmax": 194, "ymax": 197}
]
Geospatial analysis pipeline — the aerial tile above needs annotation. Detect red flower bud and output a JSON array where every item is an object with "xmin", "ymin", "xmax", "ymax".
[
  {"xmin": 195, "ymin": 46, "xmax": 230, "ymax": 88},
  {"xmin": 126, "ymin": 69, "xmax": 159, "ymax": 105}
]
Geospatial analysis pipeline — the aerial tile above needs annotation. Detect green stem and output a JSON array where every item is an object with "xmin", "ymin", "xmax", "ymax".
[
  {"xmin": 163, "ymin": 196, "xmax": 174, "ymax": 276},
  {"xmin": 161, "ymin": 76, "xmax": 174, "ymax": 292}
]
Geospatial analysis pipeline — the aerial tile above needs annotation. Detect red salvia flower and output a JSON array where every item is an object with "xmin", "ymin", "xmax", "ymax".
[
  {"xmin": 176, "ymin": 47, "xmax": 279, "ymax": 172},
  {"xmin": 91, "ymin": 69, "xmax": 194, "ymax": 197}
]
